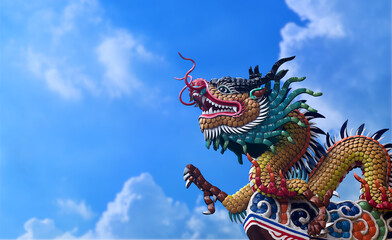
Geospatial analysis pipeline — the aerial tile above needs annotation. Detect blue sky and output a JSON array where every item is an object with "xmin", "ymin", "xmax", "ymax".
[{"xmin": 0, "ymin": 0, "xmax": 390, "ymax": 239}]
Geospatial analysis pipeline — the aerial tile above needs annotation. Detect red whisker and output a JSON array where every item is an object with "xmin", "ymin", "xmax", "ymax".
[
  {"xmin": 177, "ymin": 52, "xmax": 196, "ymax": 90},
  {"xmin": 179, "ymin": 85, "xmax": 195, "ymax": 106}
]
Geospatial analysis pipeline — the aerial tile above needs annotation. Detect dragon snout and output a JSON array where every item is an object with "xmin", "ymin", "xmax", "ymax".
[
  {"xmin": 190, "ymin": 78, "xmax": 208, "ymax": 89},
  {"xmin": 188, "ymin": 78, "xmax": 208, "ymax": 98}
]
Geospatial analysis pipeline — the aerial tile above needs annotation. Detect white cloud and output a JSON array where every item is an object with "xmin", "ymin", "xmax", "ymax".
[
  {"xmin": 23, "ymin": 0, "xmax": 161, "ymax": 100},
  {"xmin": 96, "ymin": 31, "xmax": 154, "ymax": 98},
  {"xmin": 57, "ymin": 199, "xmax": 95, "ymax": 220},
  {"xmin": 27, "ymin": 49, "xmax": 82, "ymax": 100},
  {"xmin": 51, "ymin": 0, "xmax": 100, "ymax": 40},
  {"xmin": 182, "ymin": 206, "xmax": 244, "ymax": 239},
  {"xmin": 280, "ymin": 0, "xmax": 345, "ymax": 59},
  {"xmin": 93, "ymin": 173, "xmax": 192, "ymax": 238},
  {"xmin": 18, "ymin": 218, "xmax": 63, "ymax": 240},
  {"xmin": 18, "ymin": 173, "xmax": 245, "ymax": 239},
  {"xmin": 26, "ymin": 49, "xmax": 46, "ymax": 76},
  {"xmin": 278, "ymin": 0, "xmax": 345, "ymax": 79},
  {"xmin": 300, "ymin": 93, "xmax": 345, "ymax": 133},
  {"xmin": 44, "ymin": 68, "xmax": 81, "ymax": 99},
  {"xmin": 278, "ymin": 0, "xmax": 346, "ymax": 132}
]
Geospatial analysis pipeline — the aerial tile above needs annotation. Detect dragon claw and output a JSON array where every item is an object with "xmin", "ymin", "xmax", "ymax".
[
  {"xmin": 185, "ymin": 180, "xmax": 192, "ymax": 188},
  {"xmin": 308, "ymin": 220, "xmax": 323, "ymax": 236},
  {"xmin": 183, "ymin": 173, "xmax": 190, "ymax": 181},
  {"xmin": 332, "ymin": 190, "xmax": 340, "ymax": 198},
  {"xmin": 203, "ymin": 210, "xmax": 212, "ymax": 215},
  {"xmin": 326, "ymin": 222, "xmax": 333, "ymax": 228},
  {"xmin": 183, "ymin": 164, "xmax": 228, "ymax": 217}
]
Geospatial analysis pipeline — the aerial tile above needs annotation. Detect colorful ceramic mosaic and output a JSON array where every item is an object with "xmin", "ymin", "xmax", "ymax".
[{"xmin": 177, "ymin": 54, "xmax": 392, "ymax": 239}]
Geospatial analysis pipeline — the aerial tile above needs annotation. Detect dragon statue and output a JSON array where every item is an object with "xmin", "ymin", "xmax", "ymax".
[{"xmin": 176, "ymin": 53, "xmax": 392, "ymax": 240}]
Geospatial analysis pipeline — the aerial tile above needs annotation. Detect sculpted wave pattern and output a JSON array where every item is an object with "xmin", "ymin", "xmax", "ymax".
[{"xmin": 245, "ymin": 194, "xmax": 392, "ymax": 239}]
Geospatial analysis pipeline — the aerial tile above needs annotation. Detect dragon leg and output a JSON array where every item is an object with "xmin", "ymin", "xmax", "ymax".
[
  {"xmin": 184, "ymin": 164, "xmax": 228, "ymax": 215},
  {"xmin": 222, "ymin": 184, "xmax": 253, "ymax": 223},
  {"xmin": 184, "ymin": 163, "xmax": 252, "ymax": 222},
  {"xmin": 303, "ymin": 189, "xmax": 334, "ymax": 236}
]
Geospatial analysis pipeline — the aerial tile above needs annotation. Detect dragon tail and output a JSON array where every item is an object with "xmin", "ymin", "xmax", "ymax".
[{"xmin": 308, "ymin": 122, "xmax": 392, "ymax": 210}]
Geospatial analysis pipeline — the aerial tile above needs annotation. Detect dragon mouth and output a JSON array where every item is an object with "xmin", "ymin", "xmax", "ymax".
[{"xmin": 192, "ymin": 89, "xmax": 242, "ymax": 119}]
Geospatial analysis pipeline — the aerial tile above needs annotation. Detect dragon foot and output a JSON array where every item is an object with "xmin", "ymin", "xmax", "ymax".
[
  {"xmin": 354, "ymin": 172, "xmax": 392, "ymax": 210},
  {"xmin": 247, "ymin": 154, "xmax": 297, "ymax": 197},
  {"xmin": 303, "ymin": 189, "xmax": 333, "ymax": 236},
  {"xmin": 276, "ymin": 170, "xmax": 297, "ymax": 197},
  {"xmin": 184, "ymin": 164, "xmax": 228, "ymax": 215}
]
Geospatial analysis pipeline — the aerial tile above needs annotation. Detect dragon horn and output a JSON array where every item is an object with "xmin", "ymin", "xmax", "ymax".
[
  {"xmin": 249, "ymin": 66, "xmax": 254, "ymax": 76},
  {"xmin": 263, "ymin": 56, "xmax": 295, "ymax": 82},
  {"xmin": 248, "ymin": 65, "xmax": 264, "ymax": 88}
]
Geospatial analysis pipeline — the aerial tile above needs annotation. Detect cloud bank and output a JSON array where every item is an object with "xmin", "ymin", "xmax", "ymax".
[
  {"xmin": 24, "ymin": 0, "xmax": 160, "ymax": 100},
  {"xmin": 18, "ymin": 173, "xmax": 245, "ymax": 239}
]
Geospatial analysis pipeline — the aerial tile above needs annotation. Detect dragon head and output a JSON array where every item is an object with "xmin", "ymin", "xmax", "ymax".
[{"xmin": 176, "ymin": 53, "xmax": 321, "ymax": 164}]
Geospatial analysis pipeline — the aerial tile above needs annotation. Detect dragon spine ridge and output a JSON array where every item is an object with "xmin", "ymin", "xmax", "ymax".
[{"xmin": 177, "ymin": 53, "xmax": 392, "ymax": 238}]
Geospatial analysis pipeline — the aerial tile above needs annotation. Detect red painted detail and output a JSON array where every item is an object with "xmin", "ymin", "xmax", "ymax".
[
  {"xmin": 255, "ymin": 177, "xmax": 262, "ymax": 188},
  {"xmin": 178, "ymin": 85, "xmax": 195, "ymax": 106},
  {"xmin": 248, "ymin": 153, "xmax": 261, "ymax": 177},
  {"xmin": 176, "ymin": 53, "xmax": 204, "ymax": 105},
  {"xmin": 244, "ymin": 219, "xmax": 308, "ymax": 240},
  {"xmin": 191, "ymin": 83, "xmax": 243, "ymax": 119},
  {"xmin": 253, "ymin": 88, "xmax": 266, "ymax": 98},
  {"xmin": 258, "ymin": 182, "xmax": 269, "ymax": 193}
]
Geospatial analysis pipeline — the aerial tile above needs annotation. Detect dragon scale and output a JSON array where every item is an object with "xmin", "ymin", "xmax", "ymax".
[
  {"xmin": 309, "ymin": 135, "xmax": 392, "ymax": 204},
  {"xmin": 176, "ymin": 54, "xmax": 392, "ymax": 238}
]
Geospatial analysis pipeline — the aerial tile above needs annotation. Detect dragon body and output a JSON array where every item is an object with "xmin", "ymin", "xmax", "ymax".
[{"xmin": 177, "ymin": 54, "xmax": 392, "ymax": 239}]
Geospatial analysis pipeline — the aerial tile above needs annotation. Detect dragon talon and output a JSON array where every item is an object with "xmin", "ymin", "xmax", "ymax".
[
  {"xmin": 185, "ymin": 180, "xmax": 192, "ymax": 188},
  {"xmin": 183, "ymin": 173, "xmax": 190, "ymax": 181},
  {"xmin": 203, "ymin": 210, "xmax": 212, "ymax": 215},
  {"xmin": 326, "ymin": 222, "xmax": 333, "ymax": 228},
  {"xmin": 183, "ymin": 167, "xmax": 190, "ymax": 176},
  {"xmin": 213, "ymin": 195, "xmax": 217, "ymax": 202},
  {"xmin": 333, "ymin": 190, "xmax": 340, "ymax": 198}
]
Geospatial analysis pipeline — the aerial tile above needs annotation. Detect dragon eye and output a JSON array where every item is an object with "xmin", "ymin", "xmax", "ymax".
[{"xmin": 217, "ymin": 85, "xmax": 232, "ymax": 94}]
